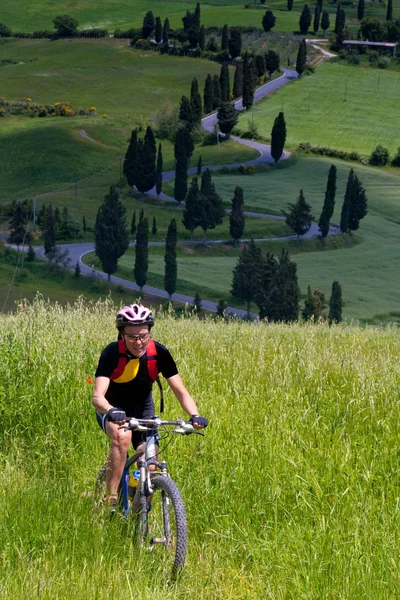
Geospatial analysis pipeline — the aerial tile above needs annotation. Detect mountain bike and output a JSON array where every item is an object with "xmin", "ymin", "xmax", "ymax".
[{"xmin": 95, "ymin": 417, "xmax": 203, "ymax": 576}]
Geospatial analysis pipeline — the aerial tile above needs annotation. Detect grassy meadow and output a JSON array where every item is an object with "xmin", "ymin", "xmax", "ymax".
[
  {"xmin": 0, "ymin": 301, "xmax": 399, "ymax": 598},
  {"xmin": 243, "ymin": 61, "xmax": 400, "ymax": 156},
  {"xmin": 2, "ymin": 0, "xmax": 399, "ymax": 32}
]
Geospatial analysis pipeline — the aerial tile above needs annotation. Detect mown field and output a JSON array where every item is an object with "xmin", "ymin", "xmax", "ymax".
[
  {"xmin": 0, "ymin": 302, "xmax": 399, "ymax": 598},
  {"xmin": 0, "ymin": 38, "xmax": 257, "ymax": 201},
  {"xmin": 244, "ymin": 61, "xmax": 400, "ymax": 156},
  {"xmin": 1, "ymin": 0, "xmax": 399, "ymax": 32}
]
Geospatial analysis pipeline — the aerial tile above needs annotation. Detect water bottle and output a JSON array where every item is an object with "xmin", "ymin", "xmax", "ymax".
[{"xmin": 128, "ymin": 469, "xmax": 140, "ymax": 500}]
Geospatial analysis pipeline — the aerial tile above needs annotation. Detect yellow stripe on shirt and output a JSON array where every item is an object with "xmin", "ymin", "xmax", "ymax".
[{"xmin": 112, "ymin": 358, "xmax": 140, "ymax": 383}]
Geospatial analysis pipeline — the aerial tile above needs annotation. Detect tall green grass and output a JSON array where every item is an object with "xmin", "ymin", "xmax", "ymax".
[{"xmin": 0, "ymin": 299, "xmax": 399, "ymax": 598}]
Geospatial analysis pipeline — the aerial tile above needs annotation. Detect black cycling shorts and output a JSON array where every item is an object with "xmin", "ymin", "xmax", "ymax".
[{"xmin": 96, "ymin": 411, "xmax": 159, "ymax": 450}]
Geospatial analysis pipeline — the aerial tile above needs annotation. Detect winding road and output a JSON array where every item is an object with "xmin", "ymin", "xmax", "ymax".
[{"xmin": 34, "ymin": 67, "xmax": 339, "ymax": 318}]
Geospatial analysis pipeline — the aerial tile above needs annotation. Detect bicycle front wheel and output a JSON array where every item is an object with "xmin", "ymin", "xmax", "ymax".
[{"xmin": 142, "ymin": 475, "xmax": 188, "ymax": 576}]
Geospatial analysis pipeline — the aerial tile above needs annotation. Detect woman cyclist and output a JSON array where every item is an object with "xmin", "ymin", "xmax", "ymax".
[{"xmin": 92, "ymin": 303, "xmax": 208, "ymax": 506}]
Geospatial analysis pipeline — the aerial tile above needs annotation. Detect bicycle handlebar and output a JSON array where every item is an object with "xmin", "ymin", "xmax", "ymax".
[{"xmin": 119, "ymin": 417, "xmax": 204, "ymax": 435}]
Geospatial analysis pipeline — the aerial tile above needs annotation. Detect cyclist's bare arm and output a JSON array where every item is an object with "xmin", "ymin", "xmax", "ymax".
[
  {"xmin": 166, "ymin": 374, "xmax": 201, "ymax": 424},
  {"xmin": 92, "ymin": 376, "xmax": 113, "ymax": 414}
]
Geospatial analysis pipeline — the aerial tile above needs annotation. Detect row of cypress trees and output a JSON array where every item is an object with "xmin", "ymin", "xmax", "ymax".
[{"xmin": 123, "ymin": 126, "xmax": 163, "ymax": 196}]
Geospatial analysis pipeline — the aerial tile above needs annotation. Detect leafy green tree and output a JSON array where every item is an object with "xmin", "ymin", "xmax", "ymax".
[
  {"xmin": 229, "ymin": 186, "xmax": 245, "ymax": 244},
  {"xmin": 164, "ymin": 218, "xmax": 177, "ymax": 298},
  {"xmin": 0, "ymin": 24, "xmax": 12, "ymax": 37},
  {"xmin": 299, "ymin": 4, "xmax": 312, "ymax": 34},
  {"xmin": 255, "ymin": 55, "xmax": 266, "ymax": 78},
  {"xmin": 198, "ymin": 169, "xmax": 225, "ymax": 244},
  {"xmin": 265, "ymin": 50, "xmax": 280, "ymax": 75},
  {"xmin": 329, "ymin": 281, "xmax": 343, "ymax": 324},
  {"xmin": 123, "ymin": 129, "xmax": 139, "ymax": 189},
  {"xmin": 302, "ymin": 285, "xmax": 327, "ymax": 321},
  {"xmin": 296, "ymin": 38, "xmax": 307, "ymax": 75},
  {"xmin": 386, "ymin": 0, "xmax": 393, "ymax": 21},
  {"xmin": 262, "ymin": 10, "xmax": 276, "ymax": 33},
  {"xmin": 135, "ymin": 126, "xmax": 157, "ymax": 193},
  {"xmin": 287, "ymin": 0, "xmax": 294, "ymax": 11},
  {"xmin": 217, "ymin": 102, "xmax": 238, "ymax": 136},
  {"xmin": 267, "ymin": 248, "xmax": 300, "ymax": 322},
  {"xmin": 283, "ymin": 189, "xmax": 313, "ymax": 242},
  {"xmin": 242, "ymin": 52, "xmax": 255, "ymax": 110},
  {"xmin": 216, "ymin": 299, "xmax": 228, "ymax": 317},
  {"xmin": 313, "ymin": 4, "xmax": 321, "ymax": 33},
  {"xmin": 318, "ymin": 164, "xmax": 337, "ymax": 238},
  {"xmin": 142, "ymin": 11, "xmax": 155, "ymax": 38},
  {"xmin": 228, "ymin": 28, "xmax": 242, "ymax": 59},
  {"xmin": 359, "ymin": 17, "xmax": 386, "ymax": 41},
  {"xmin": 190, "ymin": 78, "xmax": 203, "ymax": 125},
  {"xmin": 53, "ymin": 15, "xmax": 79, "ymax": 36},
  {"xmin": 183, "ymin": 177, "xmax": 201, "ymax": 239},
  {"xmin": 212, "ymin": 74, "xmax": 221, "ymax": 109},
  {"xmin": 231, "ymin": 239, "xmax": 264, "ymax": 318},
  {"xmin": 182, "ymin": 3, "xmax": 201, "ymax": 47},
  {"xmin": 134, "ymin": 216, "xmax": 149, "ymax": 291},
  {"xmin": 369, "ymin": 145, "xmax": 390, "ymax": 166},
  {"xmin": 233, "ymin": 62, "xmax": 243, "ymax": 98},
  {"xmin": 203, "ymin": 74, "xmax": 214, "ymax": 114},
  {"xmin": 156, "ymin": 143, "xmax": 163, "ymax": 197},
  {"xmin": 357, "ymin": 0, "xmax": 365, "ymax": 21},
  {"xmin": 131, "ymin": 211, "xmax": 137, "ymax": 236},
  {"xmin": 221, "ymin": 24, "xmax": 229, "ymax": 51},
  {"xmin": 95, "ymin": 185, "xmax": 129, "ymax": 282},
  {"xmin": 321, "ymin": 11, "xmax": 330, "ymax": 34},
  {"xmin": 162, "ymin": 18, "xmax": 170, "ymax": 45},
  {"xmin": 219, "ymin": 64, "xmax": 230, "ymax": 102},
  {"xmin": 271, "ymin": 111, "xmax": 287, "ymax": 163},
  {"xmin": 348, "ymin": 174, "xmax": 368, "ymax": 232},
  {"xmin": 8, "ymin": 201, "xmax": 30, "ymax": 246},
  {"xmin": 340, "ymin": 169, "xmax": 354, "ymax": 233},
  {"xmin": 44, "ymin": 205, "xmax": 56, "ymax": 255},
  {"xmin": 391, "ymin": 147, "xmax": 400, "ymax": 167},
  {"xmin": 58, "ymin": 206, "xmax": 79, "ymax": 240},
  {"xmin": 154, "ymin": 16, "xmax": 162, "ymax": 43}
]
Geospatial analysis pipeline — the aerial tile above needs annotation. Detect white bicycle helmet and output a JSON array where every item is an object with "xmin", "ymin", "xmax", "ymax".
[{"xmin": 116, "ymin": 304, "xmax": 154, "ymax": 329}]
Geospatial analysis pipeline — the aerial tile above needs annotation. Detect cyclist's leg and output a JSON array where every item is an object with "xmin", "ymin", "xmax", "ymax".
[{"xmin": 103, "ymin": 418, "xmax": 132, "ymax": 496}]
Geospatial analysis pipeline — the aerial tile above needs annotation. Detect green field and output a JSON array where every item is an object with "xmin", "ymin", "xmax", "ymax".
[
  {"xmin": 1, "ymin": 0, "xmax": 399, "ymax": 32},
  {"xmin": 244, "ymin": 61, "xmax": 400, "ymax": 156},
  {"xmin": 1, "ymin": 303, "xmax": 399, "ymax": 598}
]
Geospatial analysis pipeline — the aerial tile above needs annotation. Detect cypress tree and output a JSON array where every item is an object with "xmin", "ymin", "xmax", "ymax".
[
  {"xmin": 152, "ymin": 216, "xmax": 157, "ymax": 235},
  {"xmin": 26, "ymin": 242, "xmax": 36, "ymax": 262},
  {"xmin": 162, "ymin": 17, "xmax": 170, "ymax": 45},
  {"xmin": 318, "ymin": 164, "xmax": 337, "ymax": 238},
  {"xmin": 321, "ymin": 11, "xmax": 330, "ymax": 35},
  {"xmin": 8, "ymin": 201, "xmax": 29, "ymax": 246},
  {"xmin": 183, "ymin": 176, "xmax": 201, "ymax": 239},
  {"xmin": 267, "ymin": 248, "xmax": 300, "ymax": 322},
  {"xmin": 329, "ymin": 281, "xmax": 343, "ymax": 324},
  {"xmin": 348, "ymin": 174, "xmax": 368, "ymax": 232},
  {"xmin": 179, "ymin": 95, "xmax": 193, "ymax": 126},
  {"xmin": 233, "ymin": 62, "xmax": 244, "ymax": 98},
  {"xmin": 299, "ymin": 4, "xmax": 312, "ymax": 35},
  {"xmin": 95, "ymin": 185, "xmax": 129, "ymax": 283},
  {"xmin": 156, "ymin": 143, "xmax": 163, "ymax": 197},
  {"xmin": 212, "ymin": 74, "xmax": 221, "ymax": 109},
  {"xmin": 334, "ymin": 4, "xmax": 345, "ymax": 34},
  {"xmin": 190, "ymin": 78, "xmax": 203, "ymax": 125},
  {"xmin": 134, "ymin": 216, "xmax": 149, "ymax": 291},
  {"xmin": 340, "ymin": 169, "xmax": 354, "ymax": 234},
  {"xmin": 199, "ymin": 25, "xmax": 205, "ymax": 50},
  {"xmin": 155, "ymin": 16, "xmax": 162, "ymax": 43},
  {"xmin": 265, "ymin": 50, "xmax": 280, "ymax": 75},
  {"xmin": 44, "ymin": 204, "xmax": 56, "ymax": 255},
  {"xmin": 219, "ymin": 64, "xmax": 230, "ymax": 102},
  {"xmin": 142, "ymin": 11, "xmax": 155, "ymax": 38},
  {"xmin": 296, "ymin": 38, "xmax": 307, "ymax": 75},
  {"xmin": 255, "ymin": 252, "xmax": 277, "ymax": 320},
  {"xmin": 203, "ymin": 74, "xmax": 214, "ymax": 114},
  {"xmin": 216, "ymin": 299, "xmax": 228, "ymax": 317},
  {"xmin": 193, "ymin": 291, "xmax": 202, "ymax": 314},
  {"xmin": 197, "ymin": 155, "xmax": 202, "ymax": 175},
  {"xmin": 283, "ymin": 189, "xmax": 314, "ymax": 242},
  {"xmin": 229, "ymin": 185, "xmax": 245, "ymax": 244},
  {"xmin": 302, "ymin": 285, "xmax": 315, "ymax": 321},
  {"xmin": 262, "ymin": 10, "xmax": 276, "ymax": 33},
  {"xmin": 135, "ymin": 126, "xmax": 157, "ymax": 193},
  {"xmin": 313, "ymin": 4, "xmax": 321, "ymax": 33},
  {"xmin": 217, "ymin": 101, "xmax": 238, "ymax": 136},
  {"xmin": 270, "ymin": 111, "xmax": 287, "ymax": 163},
  {"xmin": 131, "ymin": 211, "xmax": 137, "ymax": 236},
  {"xmin": 287, "ymin": 0, "xmax": 294, "ymax": 11},
  {"xmin": 255, "ymin": 54, "xmax": 266, "ymax": 78},
  {"xmin": 386, "ymin": 0, "xmax": 393, "ymax": 21},
  {"xmin": 357, "ymin": 0, "xmax": 364, "ymax": 21},
  {"xmin": 74, "ymin": 260, "xmax": 81, "ymax": 277},
  {"xmin": 174, "ymin": 128, "xmax": 192, "ymax": 203},
  {"xmin": 228, "ymin": 28, "xmax": 242, "ymax": 59},
  {"xmin": 123, "ymin": 129, "xmax": 139, "ymax": 189},
  {"xmin": 164, "ymin": 218, "xmax": 177, "ymax": 298},
  {"xmin": 221, "ymin": 24, "xmax": 229, "ymax": 51},
  {"xmin": 198, "ymin": 169, "xmax": 225, "ymax": 245},
  {"xmin": 242, "ymin": 52, "xmax": 255, "ymax": 110},
  {"xmin": 231, "ymin": 239, "xmax": 264, "ymax": 318}
]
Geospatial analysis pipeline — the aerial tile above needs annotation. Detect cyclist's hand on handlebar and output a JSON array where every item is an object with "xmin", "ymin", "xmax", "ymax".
[
  {"xmin": 107, "ymin": 407, "xmax": 127, "ymax": 424},
  {"xmin": 189, "ymin": 415, "xmax": 208, "ymax": 429}
]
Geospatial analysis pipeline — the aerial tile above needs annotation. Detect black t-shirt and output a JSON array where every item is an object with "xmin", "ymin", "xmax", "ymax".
[{"xmin": 95, "ymin": 340, "xmax": 178, "ymax": 417}]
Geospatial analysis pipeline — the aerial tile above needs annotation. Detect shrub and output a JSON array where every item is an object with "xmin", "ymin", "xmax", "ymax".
[
  {"xmin": 346, "ymin": 53, "xmax": 361, "ymax": 65},
  {"xmin": 390, "ymin": 147, "xmax": 400, "ymax": 167},
  {"xmin": 378, "ymin": 56, "xmax": 390, "ymax": 69},
  {"xmin": 368, "ymin": 51, "xmax": 379, "ymax": 65},
  {"xmin": 238, "ymin": 164, "xmax": 255, "ymax": 175},
  {"xmin": 338, "ymin": 49, "xmax": 347, "ymax": 60},
  {"xmin": 206, "ymin": 36, "xmax": 218, "ymax": 52},
  {"xmin": 369, "ymin": 145, "xmax": 390, "ymax": 166},
  {"xmin": 298, "ymin": 142, "xmax": 366, "ymax": 163}
]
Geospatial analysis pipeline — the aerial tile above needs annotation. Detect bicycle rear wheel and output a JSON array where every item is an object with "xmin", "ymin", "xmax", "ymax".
[{"xmin": 140, "ymin": 475, "xmax": 188, "ymax": 576}]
